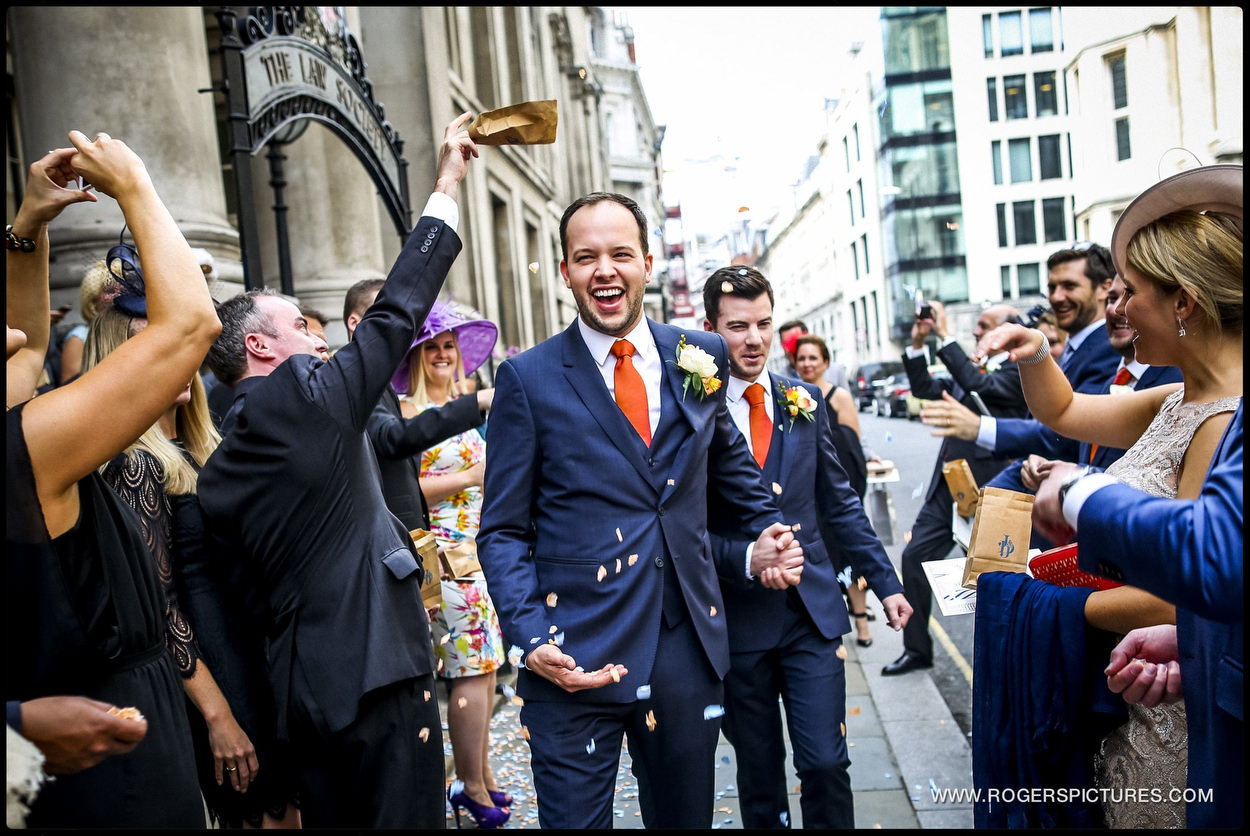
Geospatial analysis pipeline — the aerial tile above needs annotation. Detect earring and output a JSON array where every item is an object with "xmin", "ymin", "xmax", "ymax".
[{"xmin": 1177, "ymin": 318, "xmax": 1187, "ymax": 338}]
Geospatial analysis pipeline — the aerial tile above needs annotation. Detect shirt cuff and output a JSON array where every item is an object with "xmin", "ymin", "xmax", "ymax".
[
  {"xmin": 976, "ymin": 416, "xmax": 997, "ymax": 450},
  {"xmin": 744, "ymin": 542, "xmax": 754, "ymax": 581},
  {"xmin": 1063, "ymin": 472, "xmax": 1120, "ymax": 532},
  {"xmin": 421, "ymin": 191, "xmax": 459, "ymax": 233},
  {"xmin": 905, "ymin": 345, "xmax": 926, "ymax": 359}
]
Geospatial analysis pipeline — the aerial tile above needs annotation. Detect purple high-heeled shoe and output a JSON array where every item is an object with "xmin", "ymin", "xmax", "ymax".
[
  {"xmin": 488, "ymin": 789, "xmax": 514, "ymax": 808},
  {"xmin": 448, "ymin": 781, "xmax": 510, "ymax": 829}
]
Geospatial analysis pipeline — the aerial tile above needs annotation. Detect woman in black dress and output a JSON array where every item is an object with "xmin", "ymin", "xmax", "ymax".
[{"xmin": 6, "ymin": 132, "xmax": 221, "ymax": 826}]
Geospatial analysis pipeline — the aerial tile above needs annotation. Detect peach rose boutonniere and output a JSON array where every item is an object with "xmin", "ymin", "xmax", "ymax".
[
  {"xmin": 671, "ymin": 335, "xmax": 722, "ymax": 401},
  {"xmin": 777, "ymin": 381, "xmax": 818, "ymax": 430}
]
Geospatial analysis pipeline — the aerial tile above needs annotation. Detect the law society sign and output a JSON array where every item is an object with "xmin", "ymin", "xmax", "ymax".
[{"xmin": 216, "ymin": 6, "xmax": 412, "ymax": 287}]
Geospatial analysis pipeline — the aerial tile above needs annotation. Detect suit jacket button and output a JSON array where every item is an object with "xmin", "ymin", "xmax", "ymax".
[
  {"xmin": 653, "ymin": 555, "xmax": 664, "ymax": 568},
  {"xmin": 648, "ymin": 458, "xmax": 655, "ymax": 467},
  {"xmin": 420, "ymin": 245, "xmax": 429, "ymax": 253},
  {"xmin": 428, "ymin": 225, "xmax": 439, "ymax": 234},
  {"xmin": 657, "ymin": 505, "xmax": 665, "ymax": 516}
]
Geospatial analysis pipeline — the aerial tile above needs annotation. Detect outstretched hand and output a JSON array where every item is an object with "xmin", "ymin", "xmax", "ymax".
[
  {"xmin": 971, "ymin": 323, "xmax": 1041, "ymax": 365},
  {"xmin": 919, "ymin": 391, "xmax": 980, "ymax": 441},
  {"xmin": 66, "ymin": 131, "xmax": 152, "ymax": 203},
  {"xmin": 13, "ymin": 147, "xmax": 97, "ymax": 229},
  {"xmin": 524, "ymin": 644, "xmax": 628, "ymax": 693},
  {"xmin": 433, "ymin": 112, "xmax": 479, "ymax": 200}
]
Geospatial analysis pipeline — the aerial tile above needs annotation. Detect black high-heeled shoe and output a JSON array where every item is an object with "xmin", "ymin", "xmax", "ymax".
[
  {"xmin": 851, "ymin": 612, "xmax": 874, "ymax": 647},
  {"xmin": 448, "ymin": 781, "xmax": 510, "ymax": 829}
]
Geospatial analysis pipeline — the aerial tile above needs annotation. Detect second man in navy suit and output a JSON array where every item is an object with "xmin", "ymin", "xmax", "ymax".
[{"xmin": 702, "ymin": 266, "xmax": 912, "ymax": 829}]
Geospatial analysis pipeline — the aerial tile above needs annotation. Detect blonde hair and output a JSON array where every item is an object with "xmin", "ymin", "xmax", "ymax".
[
  {"xmin": 78, "ymin": 261, "xmax": 114, "ymax": 324},
  {"xmin": 82, "ymin": 306, "xmax": 221, "ymax": 495},
  {"xmin": 405, "ymin": 330, "xmax": 467, "ymax": 405},
  {"xmin": 1126, "ymin": 209, "xmax": 1243, "ymax": 336}
]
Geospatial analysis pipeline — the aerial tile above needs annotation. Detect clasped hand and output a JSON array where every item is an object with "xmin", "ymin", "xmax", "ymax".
[{"xmin": 751, "ymin": 522, "xmax": 804, "ymax": 589}]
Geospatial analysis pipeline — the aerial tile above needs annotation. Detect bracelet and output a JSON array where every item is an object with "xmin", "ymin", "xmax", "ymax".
[
  {"xmin": 5, "ymin": 225, "xmax": 37, "ymax": 253},
  {"xmin": 1018, "ymin": 331, "xmax": 1051, "ymax": 366}
]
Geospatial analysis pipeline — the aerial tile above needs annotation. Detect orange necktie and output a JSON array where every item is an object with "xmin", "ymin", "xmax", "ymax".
[
  {"xmin": 744, "ymin": 382, "xmax": 772, "ymax": 468},
  {"xmin": 1089, "ymin": 367, "xmax": 1135, "ymax": 460},
  {"xmin": 611, "ymin": 339, "xmax": 651, "ymax": 445}
]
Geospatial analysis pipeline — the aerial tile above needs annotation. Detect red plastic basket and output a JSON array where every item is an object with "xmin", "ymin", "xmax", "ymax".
[{"xmin": 1029, "ymin": 543, "xmax": 1123, "ymax": 591}]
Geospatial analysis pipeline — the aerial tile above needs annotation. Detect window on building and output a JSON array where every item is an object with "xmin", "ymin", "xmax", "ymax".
[
  {"xmin": 999, "ymin": 11, "xmax": 1024, "ymax": 57},
  {"xmin": 861, "ymin": 233, "xmax": 870, "ymax": 274},
  {"xmin": 1013, "ymin": 201, "xmax": 1037, "ymax": 245},
  {"xmin": 1042, "ymin": 197, "xmax": 1067, "ymax": 242},
  {"xmin": 1028, "ymin": 8, "xmax": 1054, "ymax": 53},
  {"xmin": 1008, "ymin": 138, "xmax": 1032, "ymax": 183},
  {"xmin": 851, "ymin": 240, "xmax": 860, "ymax": 281},
  {"xmin": 1038, "ymin": 134, "xmax": 1063, "ymax": 179},
  {"xmin": 1018, "ymin": 263, "xmax": 1041, "ymax": 294},
  {"xmin": 986, "ymin": 77, "xmax": 999, "ymax": 122},
  {"xmin": 843, "ymin": 136, "xmax": 851, "ymax": 172},
  {"xmin": 1109, "ymin": 53, "xmax": 1128, "ymax": 109},
  {"xmin": 857, "ymin": 180, "xmax": 866, "ymax": 219},
  {"xmin": 847, "ymin": 189, "xmax": 855, "ymax": 226},
  {"xmin": 1115, "ymin": 116, "xmax": 1132, "ymax": 161},
  {"xmin": 1004, "ymin": 74, "xmax": 1028, "ymax": 119},
  {"xmin": 982, "ymin": 13, "xmax": 994, "ymax": 58},
  {"xmin": 997, "ymin": 203, "xmax": 1009, "ymax": 247},
  {"xmin": 1034, "ymin": 70, "xmax": 1058, "ymax": 117},
  {"xmin": 853, "ymin": 124, "xmax": 861, "ymax": 161},
  {"xmin": 991, "ymin": 140, "xmax": 1003, "ymax": 185},
  {"xmin": 1001, "ymin": 265, "xmax": 1013, "ymax": 297}
]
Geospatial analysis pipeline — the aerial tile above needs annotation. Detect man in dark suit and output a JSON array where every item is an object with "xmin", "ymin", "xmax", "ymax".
[
  {"xmin": 702, "ymin": 266, "xmax": 911, "ymax": 828},
  {"xmin": 882, "ymin": 301, "xmax": 1029, "ymax": 675},
  {"xmin": 1033, "ymin": 402, "xmax": 1242, "ymax": 827},
  {"xmin": 341, "ymin": 278, "xmax": 493, "ymax": 533},
  {"xmin": 476, "ymin": 193, "xmax": 804, "ymax": 829},
  {"xmin": 197, "ymin": 114, "xmax": 478, "ymax": 828}
]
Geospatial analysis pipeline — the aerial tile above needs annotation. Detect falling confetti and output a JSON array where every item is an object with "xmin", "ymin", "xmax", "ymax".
[
  {"xmin": 884, "ymin": 432, "xmax": 893, "ymax": 443},
  {"xmin": 419, "ymin": 727, "xmax": 430, "ymax": 742},
  {"xmin": 857, "ymin": 576, "xmax": 868, "ymax": 590},
  {"xmin": 586, "ymin": 738, "xmax": 596, "ymax": 754},
  {"xmin": 721, "ymin": 281, "xmax": 733, "ymax": 292},
  {"xmin": 597, "ymin": 565, "xmax": 608, "ymax": 582},
  {"xmin": 610, "ymin": 667, "xmax": 621, "ymax": 683},
  {"xmin": 546, "ymin": 592, "xmax": 558, "ymax": 607},
  {"xmin": 912, "ymin": 482, "xmax": 924, "ymax": 498},
  {"xmin": 615, "ymin": 558, "xmax": 622, "ymax": 573},
  {"xmin": 667, "ymin": 478, "xmax": 675, "ymax": 486},
  {"xmin": 703, "ymin": 704, "xmax": 725, "ymax": 719},
  {"xmin": 529, "ymin": 636, "xmax": 540, "ymax": 644},
  {"xmin": 791, "ymin": 522, "xmax": 801, "ymax": 532},
  {"xmin": 440, "ymin": 632, "xmax": 451, "ymax": 644},
  {"xmin": 616, "ymin": 527, "xmax": 623, "ymax": 542},
  {"xmin": 549, "ymin": 624, "xmax": 558, "ymax": 634},
  {"xmin": 423, "ymin": 690, "xmax": 431, "ymax": 702},
  {"xmin": 836, "ymin": 644, "xmax": 848, "ymax": 660},
  {"xmin": 645, "ymin": 710, "xmax": 657, "ymax": 731},
  {"xmin": 628, "ymin": 554, "xmax": 638, "ymax": 566},
  {"xmin": 772, "ymin": 482, "xmax": 783, "ymax": 495},
  {"xmin": 501, "ymin": 684, "xmax": 516, "ymax": 700},
  {"xmin": 635, "ymin": 685, "xmax": 652, "ymax": 699},
  {"xmin": 840, "ymin": 722, "xmax": 847, "ymax": 736},
  {"xmin": 553, "ymin": 631, "xmax": 565, "ymax": 646},
  {"xmin": 457, "ymin": 696, "xmax": 469, "ymax": 709}
]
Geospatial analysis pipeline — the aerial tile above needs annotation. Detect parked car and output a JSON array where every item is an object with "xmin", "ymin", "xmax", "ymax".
[
  {"xmin": 870, "ymin": 373, "xmax": 912, "ymax": 418},
  {"xmin": 854, "ymin": 361, "xmax": 905, "ymax": 411},
  {"xmin": 906, "ymin": 364, "xmax": 953, "ymax": 420}
]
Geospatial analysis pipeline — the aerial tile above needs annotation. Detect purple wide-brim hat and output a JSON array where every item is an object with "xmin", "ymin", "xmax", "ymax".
[
  {"xmin": 1111, "ymin": 163, "xmax": 1242, "ymax": 276},
  {"xmin": 391, "ymin": 300, "xmax": 499, "ymax": 394}
]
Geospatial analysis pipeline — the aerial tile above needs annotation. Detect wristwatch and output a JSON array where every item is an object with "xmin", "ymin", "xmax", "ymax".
[{"xmin": 1057, "ymin": 465, "xmax": 1099, "ymax": 508}]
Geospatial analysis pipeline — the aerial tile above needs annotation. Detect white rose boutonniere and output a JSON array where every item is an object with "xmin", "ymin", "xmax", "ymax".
[
  {"xmin": 671, "ymin": 335, "xmax": 722, "ymax": 401},
  {"xmin": 777, "ymin": 381, "xmax": 818, "ymax": 430}
]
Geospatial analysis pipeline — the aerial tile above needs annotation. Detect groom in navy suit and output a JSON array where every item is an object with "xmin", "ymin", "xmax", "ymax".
[
  {"xmin": 477, "ymin": 193, "xmax": 804, "ymax": 829},
  {"xmin": 702, "ymin": 266, "xmax": 912, "ymax": 828}
]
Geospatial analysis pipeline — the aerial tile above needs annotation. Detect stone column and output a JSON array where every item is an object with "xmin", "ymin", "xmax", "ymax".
[{"xmin": 9, "ymin": 6, "xmax": 242, "ymax": 309}]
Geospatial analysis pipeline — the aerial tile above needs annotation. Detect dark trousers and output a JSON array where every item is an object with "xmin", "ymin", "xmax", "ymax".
[
  {"xmin": 521, "ymin": 617, "xmax": 723, "ymax": 829},
  {"xmin": 290, "ymin": 674, "xmax": 445, "ymax": 828},
  {"xmin": 721, "ymin": 593, "xmax": 853, "ymax": 829},
  {"xmin": 901, "ymin": 480, "xmax": 960, "ymax": 663}
]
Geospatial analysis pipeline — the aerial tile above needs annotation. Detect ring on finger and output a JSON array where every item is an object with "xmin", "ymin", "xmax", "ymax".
[{"xmin": 226, "ymin": 765, "xmax": 238, "ymax": 772}]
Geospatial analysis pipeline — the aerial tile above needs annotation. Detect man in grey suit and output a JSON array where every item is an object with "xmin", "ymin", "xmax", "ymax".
[{"xmin": 198, "ymin": 114, "xmax": 478, "ymax": 828}]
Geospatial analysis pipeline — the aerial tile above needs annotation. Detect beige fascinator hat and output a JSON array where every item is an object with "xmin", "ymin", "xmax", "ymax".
[{"xmin": 1111, "ymin": 164, "xmax": 1242, "ymax": 275}]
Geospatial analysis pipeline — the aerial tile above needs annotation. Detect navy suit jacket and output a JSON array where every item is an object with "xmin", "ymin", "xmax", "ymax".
[
  {"xmin": 1078, "ymin": 364, "xmax": 1184, "ymax": 469},
  {"xmin": 198, "ymin": 213, "xmax": 460, "ymax": 740},
  {"xmin": 989, "ymin": 323, "xmax": 1122, "ymax": 491},
  {"xmin": 367, "ymin": 387, "xmax": 484, "ymax": 532},
  {"xmin": 1077, "ymin": 401, "xmax": 1243, "ymax": 828},
  {"xmin": 903, "ymin": 344, "xmax": 1028, "ymax": 503},
  {"xmin": 707, "ymin": 376, "xmax": 903, "ymax": 652},
  {"xmin": 477, "ymin": 320, "xmax": 785, "ymax": 703}
]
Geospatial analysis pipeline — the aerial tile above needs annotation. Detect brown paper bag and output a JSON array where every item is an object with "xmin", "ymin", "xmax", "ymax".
[
  {"xmin": 942, "ymin": 458, "xmax": 980, "ymax": 517},
  {"xmin": 468, "ymin": 100, "xmax": 558, "ymax": 145},
  {"xmin": 410, "ymin": 529, "xmax": 442, "ymax": 608},
  {"xmin": 960, "ymin": 487, "xmax": 1033, "ymax": 589},
  {"xmin": 441, "ymin": 540, "xmax": 484, "ymax": 580}
]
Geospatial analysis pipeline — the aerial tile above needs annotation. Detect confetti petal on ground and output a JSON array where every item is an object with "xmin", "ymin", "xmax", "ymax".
[
  {"xmin": 848, "ymin": 705, "xmax": 862, "ymax": 716},
  {"xmin": 597, "ymin": 565, "xmax": 608, "ymax": 582},
  {"xmin": 635, "ymin": 685, "xmax": 652, "ymax": 699},
  {"xmin": 546, "ymin": 592, "xmax": 558, "ymax": 607},
  {"xmin": 703, "ymin": 704, "xmax": 725, "ymax": 719}
]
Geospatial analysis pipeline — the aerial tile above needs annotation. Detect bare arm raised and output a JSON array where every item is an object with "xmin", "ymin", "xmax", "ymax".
[{"xmin": 18, "ymin": 131, "xmax": 221, "ymax": 537}]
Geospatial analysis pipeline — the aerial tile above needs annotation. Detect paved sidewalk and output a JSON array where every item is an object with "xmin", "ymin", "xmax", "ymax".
[{"xmin": 438, "ymin": 591, "xmax": 974, "ymax": 829}]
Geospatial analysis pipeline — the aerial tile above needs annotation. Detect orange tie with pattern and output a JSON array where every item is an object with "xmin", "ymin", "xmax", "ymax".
[
  {"xmin": 1089, "ymin": 367, "xmax": 1135, "ymax": 461},
  {"xmin": 744, "ymin": 382, "xmax": 772, "ymax": 468},
  {"xmin": 611, "ymin": 339, "xmax": 651, "ymax": 445}
]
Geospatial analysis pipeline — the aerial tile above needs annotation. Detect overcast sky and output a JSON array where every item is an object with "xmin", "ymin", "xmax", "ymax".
[{"xmin": 617, "ymin": 7, "xmax": 883, "ymax": 237}]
